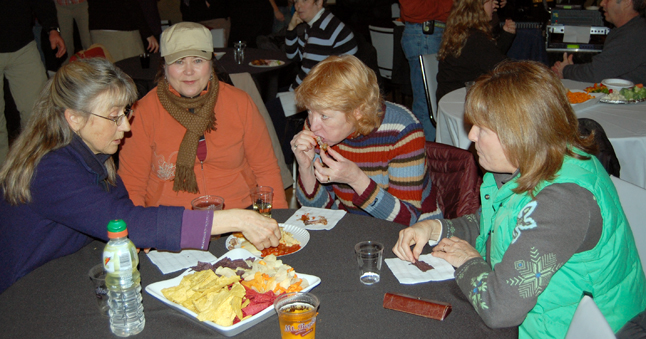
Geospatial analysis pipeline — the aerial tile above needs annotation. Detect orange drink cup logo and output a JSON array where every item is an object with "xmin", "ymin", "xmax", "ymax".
[{"xmin": 274, "ymin": 292, "xmax": 319, "ymax": 339}]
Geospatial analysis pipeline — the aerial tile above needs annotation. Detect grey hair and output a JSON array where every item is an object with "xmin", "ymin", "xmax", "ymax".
[{"xmin": 0, "ymin": 58, "xmax": 137, "ymax": 205}]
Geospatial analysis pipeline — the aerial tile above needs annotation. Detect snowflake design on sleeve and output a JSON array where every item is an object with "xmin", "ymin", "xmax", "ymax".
[
  {"xmin": 469, "ymin": 272, "xmax": 490, "ymax": 311},
  {"xmin": 512, "ymin": 200, "xmax": 538, "ymax": 244},
  {"xmin": 506, "ymin": 247, "xmax": 561, "ymax": 298},
  {"xmin": 445, "ymin": 219, "xmax": 457, "ymax": 238}
]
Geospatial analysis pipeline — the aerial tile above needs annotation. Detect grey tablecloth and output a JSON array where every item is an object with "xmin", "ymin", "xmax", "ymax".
[{"xmin": 0, "ymin": 210, "xmax": 518, "ymax": 338}]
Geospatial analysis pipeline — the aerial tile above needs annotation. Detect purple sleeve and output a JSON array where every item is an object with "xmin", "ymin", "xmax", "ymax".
[{"xmin": 180, "ymin": 210, "xmax": 213, "ymax": 250}]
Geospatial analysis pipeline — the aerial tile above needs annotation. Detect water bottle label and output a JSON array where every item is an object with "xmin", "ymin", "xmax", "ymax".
[{"xmin": 104, "ymin": 247, "xmax": 133, "ymax": 273}]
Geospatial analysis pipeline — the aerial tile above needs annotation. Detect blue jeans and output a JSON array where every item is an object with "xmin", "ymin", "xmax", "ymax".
[{"xmin": 401, "ymin": 23, "xmax": 444, "ymax": 141}]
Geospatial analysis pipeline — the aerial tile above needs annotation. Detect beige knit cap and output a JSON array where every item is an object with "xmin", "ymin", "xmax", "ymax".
[{"xmin": 161, "ymin": 22, "xmax": 213, "ymax": 64}]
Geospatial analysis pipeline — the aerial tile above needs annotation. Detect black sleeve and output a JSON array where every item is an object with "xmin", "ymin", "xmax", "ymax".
[{"xmin": 31, "ymin": 0, "xmax": 60, "ymax": 31}]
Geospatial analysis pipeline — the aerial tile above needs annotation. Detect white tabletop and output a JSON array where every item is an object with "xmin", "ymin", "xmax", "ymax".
[{"xmin": 436, "ymin": 79, "xmax": 646, "ymax": 189}]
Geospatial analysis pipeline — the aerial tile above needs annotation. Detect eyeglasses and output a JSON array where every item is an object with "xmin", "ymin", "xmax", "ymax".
[{"xmin": 84, "ymin": 106, "xmax": 133, "ymax": 126}]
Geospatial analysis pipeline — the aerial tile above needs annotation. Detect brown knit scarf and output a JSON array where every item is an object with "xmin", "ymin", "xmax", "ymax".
[{"xmin": 157, "ymin": 73, "xmax": 219, "ymax": 193}]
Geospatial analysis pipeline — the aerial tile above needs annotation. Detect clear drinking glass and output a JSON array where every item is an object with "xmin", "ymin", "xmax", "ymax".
[
  {"xmin": 191, "ymin": 195, "xmax": 224, "ymax": 210},
  {"xmin": 233, "ymin": 41, "xmax": 246, "ymax": 64},
  {"xmin": 250, "ymin": 186, "xmax": 273, "ymax": 217}
]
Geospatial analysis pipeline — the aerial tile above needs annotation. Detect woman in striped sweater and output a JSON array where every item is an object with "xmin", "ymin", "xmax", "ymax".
[{"xmin": 290, "ymin": 55, "xmax": 442, "ymax": 226}]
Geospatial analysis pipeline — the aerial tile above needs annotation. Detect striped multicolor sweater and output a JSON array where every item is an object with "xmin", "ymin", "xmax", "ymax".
[
  {"xmin": 285, "ymin": 9, "xmax": 358, "ymax": 91},
  {"xmin": 296, "ymin": 102, "xmax": 442, "ymax": 226}
]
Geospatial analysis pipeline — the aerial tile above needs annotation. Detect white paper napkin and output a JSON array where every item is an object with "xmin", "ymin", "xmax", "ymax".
[
  {"xmin": 147, "ymin": 249, "xmax": 218, "ymax": 274},
  {"xmin": 283, "ymin": 207, "xmax": 347, "ymax": 230},
  {"xmin": 385, "ymin": 254, "xmax": 455, "ymax": 284}
]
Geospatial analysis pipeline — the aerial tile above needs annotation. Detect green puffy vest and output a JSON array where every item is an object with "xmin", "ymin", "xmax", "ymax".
[{"xmin": 476, "ymin": 152, "xmax": 646, "ymax": 338}]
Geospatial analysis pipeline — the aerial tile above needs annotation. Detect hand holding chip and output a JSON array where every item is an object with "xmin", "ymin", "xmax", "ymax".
[
  {"xmin": 290, "ymin": 131, "xmax": 317, "ymax": 170},
  {"xmin": 211, "ymin": 209, "xmax": 281, "ymax": 250}
]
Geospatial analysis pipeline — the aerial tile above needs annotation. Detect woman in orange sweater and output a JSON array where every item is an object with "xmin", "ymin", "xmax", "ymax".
[{"xmin": 119, "ymin": 22, "xmax": 287, "ymax": 210}]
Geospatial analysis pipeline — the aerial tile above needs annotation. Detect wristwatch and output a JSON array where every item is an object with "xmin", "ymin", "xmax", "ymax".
[{"xmin": 48, "ymin": 27, "xmax": 61, "ymax": 34}]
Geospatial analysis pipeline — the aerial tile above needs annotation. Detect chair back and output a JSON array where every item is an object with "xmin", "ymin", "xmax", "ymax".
[
  {"xmin": 578, "ymin": 118, "xmax": 621, "ymax": 177},
  {"xmin": 368, "ymin": 25, "xmax": 394, "ymax": 79},
  {"xmin": 391, "ymin": 2, "xmax": 400, "ymax": 18},
  {"xmin": 419, "ymin": 53, "xmax": 439, "ymax": 126},
  {"xmin": 611, "ymin": 175, "xmax": 646, "ymax": 271},
  {"xmin": 565, "ymin": 295, "xmax": 616, "ymax": 339},
  {"xmin": 229, "ymin": 73, "xmax": 293, "ymax": 189},
  {"xmin": 69, "ymin": 43, "xmax": 115, "ymax": 63},
  {"xmin": 425, "ymin": 141, "xmax": 481, "ymax": 219},
  {"xmin": 211, "ymin": 28, "xmax": 226, "ymax": 48}
]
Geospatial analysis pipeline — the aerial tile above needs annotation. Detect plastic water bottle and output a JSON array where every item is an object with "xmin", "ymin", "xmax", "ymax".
[{"xmin": 103, "ymin": 219, "xmax": 145, "ymax": 337}]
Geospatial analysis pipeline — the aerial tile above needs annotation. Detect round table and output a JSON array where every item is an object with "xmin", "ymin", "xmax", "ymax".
[
  {"xmin": 213, "ymin": 47, "xmax": 290, "ymax": 76},
  {"xmin": 436, "ymin": 79, "xmax": 646, "ymax": 189},
  {"xmin": 114, "ymin": 48, "xmax": 292, "ymax": 102},
  {"xmin": 0, "ymin": 210, "xmax": 517, "ymax": 338}
]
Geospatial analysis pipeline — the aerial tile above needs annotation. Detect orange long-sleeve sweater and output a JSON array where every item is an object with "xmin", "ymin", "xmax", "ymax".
[{"xmin": 118, "ymin": 82, "xmax": 287, "ymax": 210}]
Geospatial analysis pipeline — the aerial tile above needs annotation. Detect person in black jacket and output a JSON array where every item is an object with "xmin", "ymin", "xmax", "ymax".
[{"xmin": 0, "ymin": 0, "xmax": 66, "ymax": 167}]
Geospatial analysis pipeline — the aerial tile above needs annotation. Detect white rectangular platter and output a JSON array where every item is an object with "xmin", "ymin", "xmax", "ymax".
[{"xmin": 146, "ymin": 248, "xmax": 321, "ymax": 337}]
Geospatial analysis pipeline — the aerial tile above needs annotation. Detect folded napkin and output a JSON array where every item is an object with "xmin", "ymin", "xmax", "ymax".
[
  {"xmin": 283, "ymin": 206, "xmax": 347, "ymax": 231},
  {"xmin": 385, "ymin": 254, "xmax": 455, "ymax": 284},
  {"xmin": 147, "ymin": 249, "xmax": 218, "ymax": 274}
]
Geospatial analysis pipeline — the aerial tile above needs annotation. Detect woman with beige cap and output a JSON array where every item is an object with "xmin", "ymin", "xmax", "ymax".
[{"xmin": 118, "ymin": 22, "xmax": 288, "ymax": 211}]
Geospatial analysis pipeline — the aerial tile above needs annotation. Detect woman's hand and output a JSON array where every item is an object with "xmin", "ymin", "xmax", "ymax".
[
  {"xmin": 431, "ymin": 236, "xmax": 481, "ymax": 268},
  {"xmin": 503, "ymin": 19, "xmax": 516, "ymax": 34},
  {"xmin": 291, "ymin": 130, "xmax": 317, "ymax": 170},
  {"xmin": 288, "ymin": 12, "xmax": 303, "ymax": 31},
  {"xmin": 393, "ymin": 220, "xmax": 442, "ymax": 263},
  {"xmin": 211, "ymin": 209, "xmax": 281, "ymax": 250},
  {"xmin": 146, "ymin": 36, "xmax": 160, "ymax": 53},
  {"xmin": 315, "ymin": 147, "xmax": 370, "ymax": 194}
]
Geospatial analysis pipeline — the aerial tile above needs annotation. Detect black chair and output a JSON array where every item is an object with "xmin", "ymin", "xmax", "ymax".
[{"xmin": 578, "ymin": 118, "xmax": 621, "ymax": 177}]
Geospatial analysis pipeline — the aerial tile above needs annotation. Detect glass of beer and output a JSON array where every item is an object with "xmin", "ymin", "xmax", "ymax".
[
  {"xmin": 191, "ymin": 195, "xmax": 224, "ymax": 210},
  {"xmin": 274, "ymin": 292, "xmax": 319, "ymax": 339},
  {"xmin": 250, "ymin": 186, "xmax": 273, "ymax": 217}
]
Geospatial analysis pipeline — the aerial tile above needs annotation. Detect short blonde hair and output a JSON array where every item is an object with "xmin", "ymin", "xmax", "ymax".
[
  {"xmin": 465, "ymin": 60, "xmax": 597, "ymax": 195},
  {"xmin": 294, "ymin": 55, "xmax": 383, "ymax": 135}
]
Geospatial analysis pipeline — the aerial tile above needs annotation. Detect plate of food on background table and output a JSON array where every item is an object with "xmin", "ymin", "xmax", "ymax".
[{"xmin": 249, "ymin": 59, "xmax": 285, "ymax": 67}]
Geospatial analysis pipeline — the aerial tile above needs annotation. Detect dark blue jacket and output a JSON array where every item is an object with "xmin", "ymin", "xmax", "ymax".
[{"xmin": 0, "ymin": 137, "xmax": 184, "ymax": 294}]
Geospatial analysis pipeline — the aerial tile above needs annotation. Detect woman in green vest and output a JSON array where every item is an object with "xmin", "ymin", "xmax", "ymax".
[{"xmin": 393, "ymin": 60, "xmax": 646, "ymax": 338}]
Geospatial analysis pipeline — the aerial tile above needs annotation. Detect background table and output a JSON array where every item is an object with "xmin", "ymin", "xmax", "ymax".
[
  {"xmin": 214, "ymin": 47, "xmax": 292, "ymax": 102},
  {"xmin": 0, "ymin": 210, "xmax": 517, "ymax": 338},
  {"xmin": 436, "ymin": 79, "xmax": 646, "ymax": 189},
  {"xmin": 114, "ymin": 48, "xmax": 292, "ymax": 102}
]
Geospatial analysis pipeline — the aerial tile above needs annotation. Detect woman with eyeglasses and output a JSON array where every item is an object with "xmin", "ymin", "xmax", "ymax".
[{"xmin": 0, "ymin": 57, "xmax": 281, "ymax": 294}]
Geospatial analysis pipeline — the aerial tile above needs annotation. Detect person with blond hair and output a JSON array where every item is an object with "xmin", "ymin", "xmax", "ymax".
[
  {"xmin": 0, "ymin": 58, "xmax": 280, "ymax": 294},
  {"xmin": 290, "ymin": 55, "xmax": 442, "ymax": 226},
  {"xmin": 436, "ymin": 0, "xmax": 515, "ymax": 101},
  {"xmin": 393, "ymin": 60, "xmax": 646, "ymax": 338}
]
